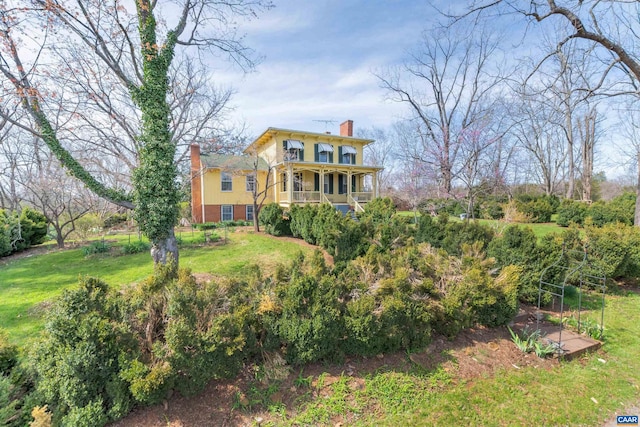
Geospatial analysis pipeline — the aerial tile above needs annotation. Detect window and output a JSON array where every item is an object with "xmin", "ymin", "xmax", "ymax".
[
  {"xmin": 324, "ymin": 174, "xmax": 334, "ymax": 194},
  {"xmin": 282, "ymin": 172, "xmax": 287, "ymax": 192},
  {"xmin": 339, "ymin": 145, "xmax": 356, "ymax": 165},
  {"xmin": 293, "ymin": 172, "xmax": 303, "ymax": 191},
  {"xmin": 315, "ymin": 143, "xmax": 334, "ymax": 163},
  {"xmin": 246, "ymin": 174, "xmax": 256, "ymax": 192},
  {"xmin": 246, "ymin": 205, "xmax": 254, "ymax": 221},
  {"xmin": 284, "ymin": 140, "xmax": 304, "ymax": 161},
  {"xmin": 221, "ymin": 172, "xmax": 232, "ymax": 191},
  {"xmin": 221, "ymin": 205, "xmax": 233, "ymax": 221},
  {"xmin": 338, "ymin": 174, "xmax": 348, "ymax": 194}
]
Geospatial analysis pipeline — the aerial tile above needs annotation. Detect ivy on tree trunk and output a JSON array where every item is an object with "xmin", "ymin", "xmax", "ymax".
[{"xmin": 130, "ymin": 3, "xmax": 180, "ymax": 267}]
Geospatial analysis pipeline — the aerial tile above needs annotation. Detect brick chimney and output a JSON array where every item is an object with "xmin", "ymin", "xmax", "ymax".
[
  {"xmin": 190, "ymin": 144, "xmax": 203, "ymax": 223},
  {"xmin": 340, "ymin": 120, "xmax": 353, "ymax": 137}
]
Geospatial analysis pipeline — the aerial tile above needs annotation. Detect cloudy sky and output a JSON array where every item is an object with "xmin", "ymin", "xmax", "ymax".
[
  {"xmin": 214, "ymin": 0, "xmax": 440, "ymax": 137},
  {"xmin": 209, "ymin": 1, "xmax": 629, "ymax": 178}
]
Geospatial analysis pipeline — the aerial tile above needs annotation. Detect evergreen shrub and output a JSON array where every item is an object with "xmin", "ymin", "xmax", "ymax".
[
  {"xmin": 556, "ymin": 199, "xmax": 588, "ymax": 226},
  {"xmin": 259, "ymin": 203, "xmax": 291, "ymax": 236}
]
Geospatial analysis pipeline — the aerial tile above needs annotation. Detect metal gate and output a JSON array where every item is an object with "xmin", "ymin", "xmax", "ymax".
[{"xmin": 537, "ymin": 243, "xmax": 606, "ymax": 354}]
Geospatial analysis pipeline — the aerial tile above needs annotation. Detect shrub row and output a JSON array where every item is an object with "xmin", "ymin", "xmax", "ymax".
[
  {"xmin": 192, "ymin": 220, "xmax": 251, "ymax": 230},
  {"xmin": 260, "ymin": 198, "xmax": 411, "ymax": 263},
  {"xmin": 0, "ymin": 208, "xmax": 48, "ymax": 257},
  {"xmin": 263, "ymin": 197, "xmax": 640, "ymax": 300},
  {"xmin": 24, "ymin": 240, "xmax": 520, "ymax": 426},
  {"xmin": 556, "ymin": 193, "xmax": 635, "ymax": 227}
]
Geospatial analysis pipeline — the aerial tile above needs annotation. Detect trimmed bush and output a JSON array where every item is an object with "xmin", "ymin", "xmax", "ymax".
[
  {"xmin": 556, "ymin": 199, "xmax": 588, "ymax": 227},
  {"xmin": 259, "ymin": 203, "xmax": 291, "ymax": 236},
  {"xmin": 487, "ymin": 225, "xmax": 568, "ymax": 304},
  {"xmin": 0, "ymin": 210, "xmax": 12, "ymax": 257},
  {"xmin": 0, "ymin": 329, "xmax": 17, "ymax": 375},
  {"xmin": 289, "ymin": 204, "xmax": 316, "ymax": 243},
  {"xmin": 83, "ymin": 240, "xmax": 110, "ymax": 256},
  {"xmin": 121, "ymin": 240, "xmax": 151, "ymax": 255},
  {"xmin": 584, "ymin": 223, "xmax": 640, "ymax": 279},
  {"xmin": 0, "ymin": 208, "xmax": 48, "ymax": 256},
  {"xmin": 587, "ymin": 193, "xmax": 635, "ymax": 226},
  {"xmin": 416, "ymin": 213, "xmax": 494, "ymax": 256},
  {"xmin": 515, "ymin": 197, "xmax": 555, "ymax": 223},
  {"xmin": 31, "ymin": 277, "xmax": 133, "ymax": 427}
]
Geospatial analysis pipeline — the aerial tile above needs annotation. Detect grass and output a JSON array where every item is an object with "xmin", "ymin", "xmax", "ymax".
[
  {"xmin": 396, "ymin": 211, "xmax": 564, "ymax": 239},
  {"xmin": 0, "ymin": 229, "xmax": 312, "ymax": 346},
  {"xmin": 264, "ymin": 292, "xmax": 640, "ymax": 426},
  {"xmin": 4, "ymin": 224, "xmax": 638, "ymax": 425}
]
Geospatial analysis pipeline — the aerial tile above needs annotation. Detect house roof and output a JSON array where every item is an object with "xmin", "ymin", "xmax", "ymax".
[
  {"xmin": 200, "ymin": 153, "xmax": 270, "ymax": 170},
  {"xmin": 243, "ymin": 127, "xmax": 374, "ymax": 154}
]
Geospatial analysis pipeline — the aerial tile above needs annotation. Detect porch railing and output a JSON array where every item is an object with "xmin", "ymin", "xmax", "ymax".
[
  {"xmin": 351, "ymin": 192, "xmax": 373, "ymax": 202},
  {"xmin": 279, "ymin": 191, "xmax": 321, "ymax": 204},
  {"xmin": 348, "ymin": 195, "xmax": 364, "ymax": 212},
  {"xmin": 279, "ymin": 191, "xmax": 373, "ymax": 206}
]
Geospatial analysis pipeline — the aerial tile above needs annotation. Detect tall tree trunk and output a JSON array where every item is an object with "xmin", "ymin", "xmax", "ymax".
[
  {"xmin": 253, "ymin": 201, "xmax": 260, "ymax": 232},
  {"xmin": 131, "ymin": 3, "xmax": 181, "ymax": 268},
  {"xmin": 581, "ymin": 112, "xmax": 595, "ymax": 202},
  {"xmin": 565, "ymin": 114, "xmax": 575, "ymax": 199},
  {"xmin": 151, "ymin": 228, "xmax": 179, "ymax": 265},
  {"xmin": 635, "ymin": 150, "xmax": 640, "ymax": 227}
]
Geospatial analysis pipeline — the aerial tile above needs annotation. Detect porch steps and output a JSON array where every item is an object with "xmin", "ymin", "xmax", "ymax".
[
  {"xmin": 334, "ymin": 204, "xmax": 359, "ymax": 220},
  {"xmin": 334, "ymin": 204, "xmax": 351, "ymax": 215}
]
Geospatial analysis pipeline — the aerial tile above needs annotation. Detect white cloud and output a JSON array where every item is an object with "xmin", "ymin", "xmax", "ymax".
[{"xmin": 210, "ymin": 1, "xmax": 433, "ymax": 136}]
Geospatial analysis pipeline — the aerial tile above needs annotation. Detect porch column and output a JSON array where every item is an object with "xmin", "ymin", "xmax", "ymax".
[
  {"xmin": 288, "ymin": 165, "xmax": 293, "ymax": 203},
  {"xmin": 373, "ymin": 171, "xmax": 378, "ymax": 198},
  {"xmin": 320, "ymin": 170, "xmax": 325, "ymax": 202}
]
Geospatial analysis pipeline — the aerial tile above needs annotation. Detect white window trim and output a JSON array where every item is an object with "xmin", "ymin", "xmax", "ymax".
[
  {"xmin": 221, "ymin": 205, "xmax": 233, "ymax": 221},
  {"xmin": 221, "ymin": 172, "xmax": 233, "ymax": 192},
  {"xmin": 246, "ymin": 205, "xmax": 254, "ymax": 221},
  {"xmin": 246, "ymin": 174, "xmax": 256, "ymax": 192}
]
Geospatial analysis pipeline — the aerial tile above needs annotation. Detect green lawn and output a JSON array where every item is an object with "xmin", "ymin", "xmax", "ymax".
[
  {"xmin": 474, "ymin": 218, "xmax": 564, "ymax": 239},
  {"xmin": 0, "ymin": 229, "xmax": 311, "ymax": 346},
  {"xmin": 278, "ymin": 291, "xmax": 640, "ymax": 426},
  {"xmin": 397, "ymin": 210, "xmax": 564, "ymax": 239}
]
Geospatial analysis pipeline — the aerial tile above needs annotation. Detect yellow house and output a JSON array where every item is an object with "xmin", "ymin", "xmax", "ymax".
[{"xmin": 191, "ymin": 120, "xmax": 382, "ymax": 223}]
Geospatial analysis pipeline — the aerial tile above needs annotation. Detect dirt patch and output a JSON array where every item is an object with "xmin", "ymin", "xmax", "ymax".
[{"xmin": 109, "ymin": 325, "xmax": 558, "ymax": 427}]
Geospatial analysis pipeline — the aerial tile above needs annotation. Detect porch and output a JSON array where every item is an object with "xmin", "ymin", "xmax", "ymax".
[
  {"xmin": 277, "ymin": 191, "xmax": 374, "ymax": 209},
  {"xmin": 274, "ymin": 163, "xmax": 380, "ymax": 212}
]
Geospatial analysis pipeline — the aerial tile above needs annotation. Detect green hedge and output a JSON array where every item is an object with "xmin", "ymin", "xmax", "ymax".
[{"xmin": 0, "ymin": 208, "xmax": 48, "ymax": 257}]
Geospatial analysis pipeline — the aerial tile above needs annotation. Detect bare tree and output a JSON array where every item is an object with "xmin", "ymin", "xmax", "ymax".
[
  {"xmin": 358, "ymin": 126, "xmax": 397, "ymax": 194},
  {"xmin": 510, "ymin": 87, "xmax": 567, "ymax": 195},
  {"xmin": 377, "ymin": 22, "xmax": 504, "ymax": 196},
  {"xmin": 247, "ymin": 154, "xmax": 276, "ymax": 233},
  {"xmin": 0, "ymin": 0, "xmax": 271, "ymax": 264},
  {"xmin": 456, "ymin": 120, "xmax": 502, "ymax": 218},
  {"xmin": 578, "ymin": 106, "xmax": 598, "ymax": 201},
  {"xmin": 20, "ymin": 160, "xmax": 96, "ymax": 248},
  {"xmin": 394, "ymin": 158, "xmax": 432, "ymax": 222},
  {"xmin": 617, "ymin": 103, "xmax": 640, "ymax": 225},
  {"xmin": 456, "ymin": 0, "xmax": 640, "ymax": 223}
]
